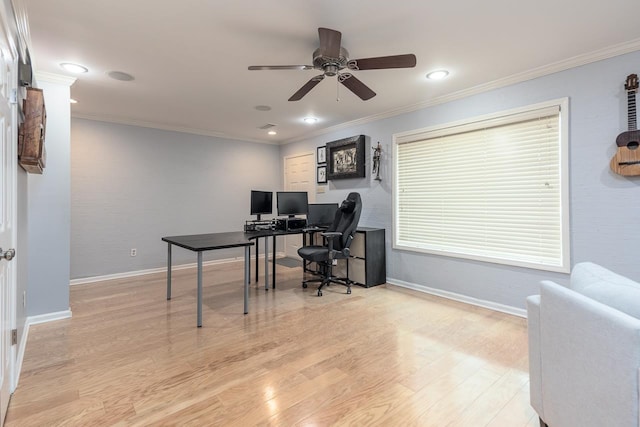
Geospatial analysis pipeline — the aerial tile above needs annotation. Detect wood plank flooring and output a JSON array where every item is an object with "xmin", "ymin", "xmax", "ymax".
[{"xmin": 5, "ymin": 260, "xmax": 536, "ymax": 426}]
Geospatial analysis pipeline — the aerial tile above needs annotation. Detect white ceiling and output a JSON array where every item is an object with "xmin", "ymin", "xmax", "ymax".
[{"xmin": 24, "ymin": 0, "xmax": 640, "ymax": 144}]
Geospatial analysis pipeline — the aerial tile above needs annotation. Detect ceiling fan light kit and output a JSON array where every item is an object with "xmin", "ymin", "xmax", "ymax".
[{"xmin": 249, "ymin": 27, "xmax": 416, "ymax": 101}]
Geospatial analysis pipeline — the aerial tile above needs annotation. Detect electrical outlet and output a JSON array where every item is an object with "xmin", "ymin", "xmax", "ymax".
[{"xmin": 130, "ymin": 248, "xmax": 137, "ymax": 257}]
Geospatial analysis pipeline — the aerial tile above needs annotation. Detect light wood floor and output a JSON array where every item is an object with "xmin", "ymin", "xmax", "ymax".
[{"xmin": 5, "ymin": 260, "xmax": 537, "ymax": 426}]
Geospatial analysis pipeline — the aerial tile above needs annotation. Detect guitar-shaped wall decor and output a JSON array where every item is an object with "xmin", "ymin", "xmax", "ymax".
[{"xmin": 610, "ymin": 73, "xmax": 640, "ymax": 176}]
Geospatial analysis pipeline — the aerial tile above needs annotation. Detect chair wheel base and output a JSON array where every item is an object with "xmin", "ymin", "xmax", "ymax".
[
  {"xmin": 302, "ymin": 282, "xmax": 308, "ymax": 288},
  {"xmin": 317, "ymin": 290, "xmax": 323, "ymax": 297},
  {"xmin": 347, "ymin": 288, "xmax": 351, "ymax": 294}
]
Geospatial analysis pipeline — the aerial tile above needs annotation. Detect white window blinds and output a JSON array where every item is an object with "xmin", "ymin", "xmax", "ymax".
[{"xmin": 394, "ymin": 102, "xmax": 569, "ymax": 272}]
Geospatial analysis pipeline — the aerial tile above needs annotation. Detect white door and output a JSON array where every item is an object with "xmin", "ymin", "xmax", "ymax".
[
  {"xmin": 0, "ymin": 22, "xmax": 16, "ymax": 424},
  {"xmin": 284, "ymin": 153, "xmax": 315, "ymax": 258}
]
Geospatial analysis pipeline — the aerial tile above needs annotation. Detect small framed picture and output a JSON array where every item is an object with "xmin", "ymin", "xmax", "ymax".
[
  {"xmin": 317, "ymin": 165, "xmax": 327, "ymax": 184},
  {"xmin": 316, "ymin": 145, "xmax": 326, "ymax": 164}
]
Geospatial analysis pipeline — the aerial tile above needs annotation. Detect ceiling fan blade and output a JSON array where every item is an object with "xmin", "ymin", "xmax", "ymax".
[
  {"xmin": 339, "ymin": 73, "xmax": 376, "ymax": 100},
  {"xmin": 347, "ymin": 54, "xmax": 417, "ymax": 70},
  {"xmin": 318, "ymin": 27, "xmax": 342, "ymax": 58},
  {"xmin": 248, "ymin": 65, "xmax": 314, "ymax": 71},
  {"xmin": 288, "ymin": 75, "xmax": 325, "ymax": 101}
]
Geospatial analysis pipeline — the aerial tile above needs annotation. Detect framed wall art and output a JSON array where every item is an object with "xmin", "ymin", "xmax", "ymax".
[
  {"xmin": 326, "ymin": 135, "xmax": 365, "ymax": 180},
  {"xmin": 316, "ymin": 145, "xmax": 326, "ymax": 164},
  {"xmin": 317, "ymin": 165, "xmax": 327, "ymax": 184}
]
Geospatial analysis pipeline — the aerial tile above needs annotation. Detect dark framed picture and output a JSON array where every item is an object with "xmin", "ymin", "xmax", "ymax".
[
  {"xmin": 316, "ymin": 145, "xmax": 326, "ymax": 164},
  {"xmin": 317, "ymin": 165, "xmax": 327, "ymax": 184},
  {"xmin": 326, "ymin": 135, "xmax": 366, "ymax": 180}
]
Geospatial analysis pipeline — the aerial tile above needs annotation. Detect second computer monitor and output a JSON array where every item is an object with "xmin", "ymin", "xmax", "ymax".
[
  {"xmin": 276, "ymin": 191, "xmax": 308, "ymax": 218},
  {"xmin": 307, "ymin": 203, "xmax": 339, "ymax": 227}
]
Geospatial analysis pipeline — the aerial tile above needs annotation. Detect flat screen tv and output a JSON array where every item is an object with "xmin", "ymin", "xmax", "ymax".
[
  {"xmin": 307, "ymin": 203, "xmax": 339, "ymax": 227},
  {"xmin": 250, "ymin": 190, "xmax": 273, "ymax": 220},
  {"xmin": 276, "ymin": 191, "xmax": 308, "ymax": 218}
]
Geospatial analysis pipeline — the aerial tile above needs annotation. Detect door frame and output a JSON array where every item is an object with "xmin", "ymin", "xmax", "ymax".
[{"xmin": 0, "ymin": 1, "xmax": 18, "ymax": 421}]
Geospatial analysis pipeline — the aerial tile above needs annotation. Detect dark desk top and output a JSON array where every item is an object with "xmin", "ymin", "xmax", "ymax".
[
  {"xmin": 244, "ymin": 228, "xmax": 306, "ymax": 239},
  {"xmin": 163, "ymin": 226, "xmax": 388, "ymax": 252},
  {"xmin": 162, "ymin": 231, "xmax": 254, "ymax": 252}
]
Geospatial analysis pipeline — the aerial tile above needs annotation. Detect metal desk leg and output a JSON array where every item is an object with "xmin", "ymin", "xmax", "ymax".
[
  {"xmin": 167, "ymin": 243, "xmax": 172, "ymax": 300},
  {"xmin": 255, "ymin": 237, "xmax": 259, "ymax": 283},
  {"xmin": 244, "ymin": 246, "xmax": 250, "ymax": 314},
  {"xmin": 272, "ymin": 235, "xmax": 276, "ymax": 289},
  {"xmin": 264, "ymin": 236, "xmax": 269, "ymax": 291},
  {"xmin": 302, "ymin": 233, "xmax": 308, "ymax": 273},
  {"xmin": 197, "ymin": 251, "xmax": 203, "ymax": 327}
]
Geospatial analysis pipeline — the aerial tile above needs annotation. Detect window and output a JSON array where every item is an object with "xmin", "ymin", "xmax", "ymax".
[{"xmin": 393, "ymin": 99, "xmax": 569, "ymax": 272}]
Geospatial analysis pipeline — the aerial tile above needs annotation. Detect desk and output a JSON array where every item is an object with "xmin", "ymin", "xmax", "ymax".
[{"xmin": 162, "ymin": 232, "xmax": 254, "ymax": 327}]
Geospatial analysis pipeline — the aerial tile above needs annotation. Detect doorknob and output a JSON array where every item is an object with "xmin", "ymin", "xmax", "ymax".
[{"xmin": 0, "ymin": 248, "xmax": 15, "ymax": 261}]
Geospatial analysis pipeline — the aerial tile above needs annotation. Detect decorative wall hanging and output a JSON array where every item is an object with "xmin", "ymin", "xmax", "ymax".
[
  {"xmin": 317, "ymin": 165, "xmax": 327, "ymax": 183},
  {"xmin": 611, "ymin": 73, "xmax": 640, "ymax": 176},
  {"xmin": 372, "ymin": 141, "xmax": 382, "ymax": 181},
  {"xmin": 317, "ymin": 145, "xmax": 326, "ymax": 164},
  {"xmin": 326, "ymin": 135, "xmax": 365, "ymax": 180}
]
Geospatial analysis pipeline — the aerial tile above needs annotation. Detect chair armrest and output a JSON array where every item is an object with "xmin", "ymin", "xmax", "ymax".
[
  {"xmin": 526, "ymin": 293, "xmax": 543, "ymax": 420},
  {"xmin": 538, "ymin": 280, "xmax": 640, "ymax": 427},
  {"xmin": 321, "ymin": 231, "xmax": 343, "ymax": 238},
  {"xmin": 320, "ymin": 232, "xmax": 343, "ymax": 258}
]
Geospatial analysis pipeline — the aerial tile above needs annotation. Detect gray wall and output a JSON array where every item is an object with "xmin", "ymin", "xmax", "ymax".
[
  {"xmin": 281, "ymin": 50, "xmax": 640, "ymax": 310},
  {"xmin": 71, "ymin": 119, "xmax": 281, "ymax": 279},
  {"xmin": 27, "ymin": 79, "xmax": 71, "ymax": 316},
  {"xmin": 69, "ymin": 50, "xmax": 640, "ymax": 312},
  {"xmin": 16, "ymin": 167, "xmax": 28, "ymax": 338}
]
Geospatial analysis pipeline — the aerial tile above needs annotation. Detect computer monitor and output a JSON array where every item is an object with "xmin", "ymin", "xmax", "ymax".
[
  {"xmin": 250, "ymin": 190, "xmax": 273, "ymax": 220},
  {"xmin": 307, "ymin": 203, "xmax": 339, "ymax": 227},
  {"xmin": 276, "ymin": 191, "xmax": 308, "ymax": 218}
]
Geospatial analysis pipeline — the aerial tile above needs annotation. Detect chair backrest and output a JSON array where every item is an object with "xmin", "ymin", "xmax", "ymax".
[{"xmin": 328, "ymin": 192, "xmax": 362, "ymax": 251}]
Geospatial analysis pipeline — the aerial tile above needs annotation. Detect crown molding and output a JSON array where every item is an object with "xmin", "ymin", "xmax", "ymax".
[
  {"xmin": 282, "ymin": 37, "xmax": 640, "ymax": 145},
  {"xmin": 71, "ymin": 113, "xmax": 280, "ymax": 145},
  {"xmin": 34, "ymin": 71, "xmax": 77, "ymax": 87}
]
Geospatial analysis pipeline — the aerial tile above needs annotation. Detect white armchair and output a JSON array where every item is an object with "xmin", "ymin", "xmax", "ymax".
[{"xmin": 527, "ymin": 262, "xmax": 640, "ymax": 427}]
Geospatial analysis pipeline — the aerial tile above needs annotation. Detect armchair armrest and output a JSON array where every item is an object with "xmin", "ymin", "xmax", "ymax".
[
  {"xmin": 537, "ymin": 281, "xmax": 640, "ymax": 427},
  {"xmin": 526, "ymin": 293, "xmax": 542, "ymax": 420}
]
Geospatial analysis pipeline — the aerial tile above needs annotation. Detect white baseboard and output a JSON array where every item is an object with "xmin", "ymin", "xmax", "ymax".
[
  {"xmin": 27, "ymin": 309, "xmax": 73, "ymax": 325},
  {"xmin": 70, "ymin": 252, "xmax": 287, "ymax": 286},
  {"xmin": 386, "ymin": 278, "xmax": 527, "ymax": 318},
  {"xmin": 14, "ymin": 309, "xmax": 72, "ymax": 389}
]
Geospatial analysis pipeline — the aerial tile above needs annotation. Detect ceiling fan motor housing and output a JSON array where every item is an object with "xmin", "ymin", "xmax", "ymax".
[{"xmin": 313, "ymin": 47, "xmax": 349, "ymax": 76}]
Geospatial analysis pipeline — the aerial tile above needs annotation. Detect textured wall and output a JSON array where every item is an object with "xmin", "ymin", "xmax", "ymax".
[
  {"xmin": 70, "ymin": 119, "xmax": 281, "ymax": 279},
  {"xmin": 280, "ymin": 50, "xmax": 640, "ymax": 311},
  {"xmin": 27, "ymin": 80, "xmax": 71, "ymax": 316}
]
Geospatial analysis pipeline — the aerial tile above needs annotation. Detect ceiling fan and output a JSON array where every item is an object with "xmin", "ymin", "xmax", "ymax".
[{"xmin": 248, "ymin": 27, "xmax": 417, "ymax": 101}]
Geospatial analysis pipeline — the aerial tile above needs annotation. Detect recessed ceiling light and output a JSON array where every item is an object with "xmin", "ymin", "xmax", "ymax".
[
  {"xmin": 426, "ymin": 70, "xmax": 449, "ymax": 80},
  {"xmin": 69, "ymin": 99, "xmax": 78, "ymax": 104},
  {"xmin": 303, "ymin": 117, "xmax": 318, "ymax": 124},
  {"xmin": 268, "ymin": 130, "xmax": 277, "ymax": 135},
  {"xmin": 60, "ymin": 63, "xmax": 88, "ymax": 74},
  {"xmin": 255, "ymin": 105, "xmax": 272, "ymax": 111},
  {"xmin": 107, "ymin": 70, "xmax": 135, "ymax": 81}
]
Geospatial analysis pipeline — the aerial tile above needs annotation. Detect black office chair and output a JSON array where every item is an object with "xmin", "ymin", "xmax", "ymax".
[{"xmin": 298, "ymin": 192, "xmax": 362, "ymax": 296}]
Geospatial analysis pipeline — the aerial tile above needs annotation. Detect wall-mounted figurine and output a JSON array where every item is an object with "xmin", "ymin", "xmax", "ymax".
[{"xmin": 372, "ymin": 142, "xmax": 382, "ymax": 181}]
